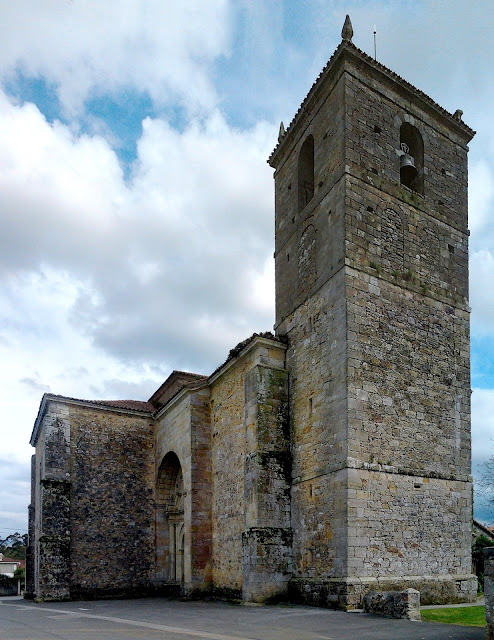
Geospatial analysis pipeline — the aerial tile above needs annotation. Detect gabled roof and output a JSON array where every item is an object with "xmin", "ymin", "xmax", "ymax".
[
  {"xmin": 80, "ymin": 398, "xmax": 155, "ymax": 412},
  {"xmin": 36, "ymin": 393, "xmax": 155, "ymax": 413},
  {"xmin": 148, "ymin": 371, "xmax": 208, "ymax": 410},
  {"xmin": 269, "ymin": 37, "xmax": 474, "ymax": 167},
  {"xmin": 30, "ymin": 393, "xmax": 155, "ymax": 446},
  {"xmin": 30, "ymin": 335, "xmax": 285, "ymax": 445},
  {"xmin": 473, "ymin": 519, "xmax": 494, "ymax": 540},
  {"xmin": 209, "ymin": 331, "xmax": 287, "ymax": 380}
]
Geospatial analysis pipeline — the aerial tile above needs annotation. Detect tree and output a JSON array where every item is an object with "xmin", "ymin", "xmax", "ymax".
[{"xmin": 0, "ymin": 533, "xmax": 28, "ymax": 560}]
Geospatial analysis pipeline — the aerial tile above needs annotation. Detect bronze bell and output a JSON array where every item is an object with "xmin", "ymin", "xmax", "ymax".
[{"xmin": 400, "ymin": 148, "xmax": 417, "ymax": 185}]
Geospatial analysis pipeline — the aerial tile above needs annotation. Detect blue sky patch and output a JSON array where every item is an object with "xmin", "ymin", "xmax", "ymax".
[{"xmin": 5, "ymin": 71, "xmax": 62, "ymax": 124}]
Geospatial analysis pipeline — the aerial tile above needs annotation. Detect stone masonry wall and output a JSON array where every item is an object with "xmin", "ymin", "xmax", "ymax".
[
  {"xmin": 345, "ymin": 269, "xmax": 470, "ymax": 478},
  {"xmin": 346, "ymin": 468, "xmax": 473, "ymax": 585},
  {"xmin": 34, "ymin": 401, "xmax": 71, "ymax": 600},
  {"xmin": 282, "ymin": 274, "xmax": 349, "ymax": 584},
  {"xmin": 484, "ymin": 547, "xmax": 494, "ymax": 639},
  {"xmin": 155, "ymin": 385, "xmax": 212, "ymax": 594},
  {"xmin": 271, "ymin": 42, "xmax": 474, "ymax": 608},
  {"xmin": 274, "ymin": 71, "xmax": 346, "ymax": 328},
  {"xmin": 26, "ymin": 455, "xmax": 36, "ymax": 597},
  {"xmin": 189, "ymin": 387, "xmax": 213, "ymax": 592},
  {"xmin": 68, "ymin": 404, "xmax": 154, "ymax": 599},
  {"xmin": 155, "ymin": 395, "xmax": 192, "ymax": 585},
  {"xmin": 272, "ymin": 59, "xmax": 353, "ymax": 592},
  {"xmin": 342, "ymin": 60, "xmax": 470, "ymax": 234},
  {"xmin": 242, "ymin": 363, "xmax": 291, "ymax": 602},
  {"xmin": 210, "ymin": 359, "xmax": 249, "ymax": 596},
  {"xmin": 342, "ymin": 55, "xmax": 471, "ymax": 477},
  {"xmin": 341, "ymin": 52, "xmax": 473, "ymax": 597},
  {"xmin": 210, "ymin": 339, "xmax": 286, "ymax": 597},
  {"xmin": 344, "ymin": 175, "xmax": 468, "ymax": 310},
  {"xmin": 38, "ymin": 479, "xmax": 71, "ymax": 600},
  {"xmin": 290, "ymin": 468, "xmax": 348, "ymax": 582}
]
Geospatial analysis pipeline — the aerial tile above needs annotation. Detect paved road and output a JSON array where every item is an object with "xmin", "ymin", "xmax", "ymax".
[{"xmin": 0, "ymin": 596, "xmax": 485, "ymax": 640}]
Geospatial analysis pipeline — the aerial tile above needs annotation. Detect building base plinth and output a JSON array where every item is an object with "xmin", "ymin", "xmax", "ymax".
[{"xmin": 289, "ymin": 574, "xmax": 477, "ymax": 609}]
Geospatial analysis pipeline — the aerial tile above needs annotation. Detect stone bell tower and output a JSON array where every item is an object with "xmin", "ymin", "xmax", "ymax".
[{"xmin": 269, "ymin": 16, "xmax": 476, "ymax": 607}]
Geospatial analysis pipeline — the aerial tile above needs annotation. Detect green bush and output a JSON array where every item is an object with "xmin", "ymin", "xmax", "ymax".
[{"xmin": 0, "ymin": 574, "xmax": 14, "ymax": 587}]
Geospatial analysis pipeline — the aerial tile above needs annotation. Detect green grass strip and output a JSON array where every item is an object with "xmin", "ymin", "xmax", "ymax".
[{"xmin": 421, "ymin": 606, "xmax": 485, "ymax": 627}]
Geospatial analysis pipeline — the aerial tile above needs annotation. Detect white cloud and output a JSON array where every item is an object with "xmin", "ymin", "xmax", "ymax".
[
  {"xmin": 0, "ymin": 90, "xmax": 276, "ymax": 337},
  {"xmin": 472, "ymin": 388, "xmax": 494, "ymax": 523},
  {"xmin": 0, "ymin": 0, "xmax": 230, "ymax": 116},
  {"xmin": 2, "ymin": 0, "xmax": 494, "ymax": 533},
  {"xmin": 0, "ymin": 93, "xmax": 125, "ymax": 275},
  {"xmin": 0, "ymin": 458, "xmax": 31, "ymax": 536},
  {"xmin": 0, "ymin": 85, "xmax": 277, "ymax": 529},
  {"xmin": 470, "ymin": 250, "xmax": 494, "ymax": 335},
  {"xmin": 249, "ymin": 256, "xmax": 275, "ymax": 317},
  {"xmin": 472, "ymin": 389, "xmax": 494, "ymax": 469},
  {"xmin": 469, "ymin": 161, "xmax": 494, "ymax": 238}
]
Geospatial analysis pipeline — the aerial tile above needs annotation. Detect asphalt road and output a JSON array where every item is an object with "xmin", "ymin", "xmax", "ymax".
[{"xmin": 0, "ymin": 596, "xmax": 485, "ymax": 640}]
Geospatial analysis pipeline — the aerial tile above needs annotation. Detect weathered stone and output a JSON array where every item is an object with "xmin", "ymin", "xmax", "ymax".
[
  {"xmin": 363, "ymin": 589, "xmax": 420, "ymax": 620},
  {"xmin": 484, "ymin": 547, "xmax": 494, "ymax": 639},
  {"xmin": 270, "ymin": 34, "xmax": 475, "ymax": 609},
  {"xmin": 28, "ymin": 21, "xmax": 476, "ymax": 610}
]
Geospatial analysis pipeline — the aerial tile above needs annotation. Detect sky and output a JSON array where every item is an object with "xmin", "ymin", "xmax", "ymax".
[{"xmin": 1, "ymin": 0, "xmax": 494, "ymax": 538}]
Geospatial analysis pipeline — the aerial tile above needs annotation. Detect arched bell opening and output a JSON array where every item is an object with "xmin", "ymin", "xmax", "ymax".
[
  {"xmin": 298, "ymin": 134, "xmax": 315, "ymax": 212},
  {"xmin": 155, "ymin": 452, "xmax": 185, "ymax": 586},
  {"xmin": 399, "ymin": 123, "xmax": 424, "ymax": 195}
]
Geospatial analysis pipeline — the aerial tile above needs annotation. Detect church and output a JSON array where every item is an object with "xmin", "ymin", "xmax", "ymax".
[{"xmin": 27, "ymin": 17, "xmax": 477, "ymax": 608}]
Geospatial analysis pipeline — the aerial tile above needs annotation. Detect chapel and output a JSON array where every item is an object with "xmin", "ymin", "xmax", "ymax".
[{"xmin": 27, "ymin": 17, "xmax": 476, "ymax": 608}]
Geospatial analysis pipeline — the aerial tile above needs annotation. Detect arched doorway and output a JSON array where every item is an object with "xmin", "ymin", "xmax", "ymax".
[{"xmin": 156, "ymin": 452, "xmax": 185, "ymax": 585}]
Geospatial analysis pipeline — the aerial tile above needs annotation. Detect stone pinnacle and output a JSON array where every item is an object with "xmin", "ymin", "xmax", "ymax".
[
  {"xmin": 341, "ymin": 14, "xmax": 353, "ymax": 42},
  {"xmin": 278, "ymin": 122, "xmax": 286, "ymax": 141}
]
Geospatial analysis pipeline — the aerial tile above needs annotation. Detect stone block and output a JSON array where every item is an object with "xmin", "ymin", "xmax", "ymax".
[{"xmin": 363, "ymin": 588, "xmax": 421, "ymax": 620}]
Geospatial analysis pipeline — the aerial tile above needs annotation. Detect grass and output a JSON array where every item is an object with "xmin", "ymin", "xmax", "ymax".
[{"xmin": 421, "ymin": 605, "xmax": 486, "ymax": 627}]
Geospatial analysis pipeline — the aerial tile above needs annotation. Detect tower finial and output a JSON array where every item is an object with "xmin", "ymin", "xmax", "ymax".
[
  {"xmin": 341, "ymin": 14, "xmax": 353, "ymax": 42},
  {"xmin": 278, "ymin": 121, "xmax": 286, "ymax": 141}
]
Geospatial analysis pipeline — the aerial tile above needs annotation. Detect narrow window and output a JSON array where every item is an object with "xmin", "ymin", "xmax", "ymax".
[
  {"xmin": 298, "ymin": 135, "xmax": 314, "ymax": 212},
  {"xmin": 399, "ymin": 123, "xmax": 424, "ymax": 195}
]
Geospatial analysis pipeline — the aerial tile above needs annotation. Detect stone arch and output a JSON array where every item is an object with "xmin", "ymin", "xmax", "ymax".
[
  {"xmin": 394, "ymin": 114, "xmax": 427, "ymax": 195},
  {"xmin": 400, "ymin": 123, "xmax": 424, "ymax": 194},
  {"xmin": 155, "ymin": 451, "xmax": 185, "ymax": 585},
  {"xmin": 298, "ymin": 134, "xmax": 315, "ymax": 212}
]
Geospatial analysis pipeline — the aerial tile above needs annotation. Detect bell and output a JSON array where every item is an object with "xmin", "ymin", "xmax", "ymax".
[{"xmin": 400, "ymin": 151, "xmax": 417, "ymax": 185}]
